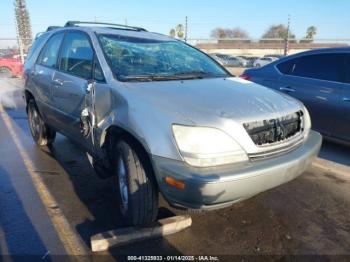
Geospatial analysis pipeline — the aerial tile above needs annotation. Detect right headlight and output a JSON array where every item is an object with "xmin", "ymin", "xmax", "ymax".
[
  {"xmin": 302, "ymin": 106, "xmax": 312, "ymax": 138},
  {"xmin": 172, "ymin": 125, "xmax": 248, "ymax": 167}
]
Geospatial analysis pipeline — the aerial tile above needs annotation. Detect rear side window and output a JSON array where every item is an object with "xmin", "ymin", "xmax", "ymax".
[
  {"xmin": 37, "ymin": 33, "xmax": 64, "ymax": 68},
  {"xmin": 292, "ymin": 53, "xmax": 344, "ymax": 82},
  {"xmin": 27, "ymin": 34, "xmax": 48, "ymax": 61},
  {"xmin": 343, "ymin": 54, "xmax": 350, "ymax": 84},
  {"xmin": 277, "ymin": 58, "xmax": 297, "ymax": 74},
  {"xmin": 59, "ymin": 32, "xmax": 94, "ymax": 79}
]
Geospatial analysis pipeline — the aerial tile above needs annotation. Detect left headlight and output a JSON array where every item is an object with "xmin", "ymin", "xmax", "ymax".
[{"xmin": 172, "ymin": 125, "xmax": 248, "ymax": 167}]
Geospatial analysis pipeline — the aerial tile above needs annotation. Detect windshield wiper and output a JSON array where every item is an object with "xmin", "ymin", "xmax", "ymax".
[
  {"xmin": 120, "ymin": 71, "xmax": 228, "ymax": 82},
  {"xmin": 120, "ymin": 75, "xmax": 182, "ymax": 82},
  {"xmin": 172, "ymin": 71, "xmax": 228, "ymax": 79}
]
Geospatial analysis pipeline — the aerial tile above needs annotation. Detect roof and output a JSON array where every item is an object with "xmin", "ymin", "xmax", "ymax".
[{"xmin": 277, "ymin": 46, "xmax": 350, "ymax": 63}]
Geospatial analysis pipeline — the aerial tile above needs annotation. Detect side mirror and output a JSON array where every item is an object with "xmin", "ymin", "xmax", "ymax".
[{"xmin": 86, "ymin": 80, "xmax": 95, "ymax": 94}]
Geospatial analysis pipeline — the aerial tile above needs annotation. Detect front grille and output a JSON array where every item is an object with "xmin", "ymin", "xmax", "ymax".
[{"xmin": 243, "ymin": 111, "xmax": 304, "ymax": 147}]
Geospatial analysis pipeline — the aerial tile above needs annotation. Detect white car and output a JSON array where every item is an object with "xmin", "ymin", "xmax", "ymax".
[{"xmin": 253, "ymin": 57, "xmax": 278, "ymax": 67}]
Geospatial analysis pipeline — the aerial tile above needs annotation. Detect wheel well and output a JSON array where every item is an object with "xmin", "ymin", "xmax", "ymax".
[
  {"xmin": 24, "ymin": 90, "xmax": 35, "ymax": 112},
  {"xmin": 103, "ymin": 126, "xmax": 158, "ymax": 187}
]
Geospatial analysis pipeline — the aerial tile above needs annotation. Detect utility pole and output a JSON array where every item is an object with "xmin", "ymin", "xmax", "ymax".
[
  {"xmin": 284, "ymin": 14, "xmax": 290, "ymax": 56},
  {"xmin": 185, "ymin": 16, "xmax": 188, "ymax": 43}
]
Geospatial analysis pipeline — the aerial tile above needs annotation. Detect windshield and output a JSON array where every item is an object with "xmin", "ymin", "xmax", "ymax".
[{"xmin": 98, "ymin": 34, "xmax": 229, "ymax": 81}]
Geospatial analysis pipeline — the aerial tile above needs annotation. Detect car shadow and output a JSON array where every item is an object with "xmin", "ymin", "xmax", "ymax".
[{"xmin": 44, "ymin": 135, "xmax": 185, "ymax": 257}]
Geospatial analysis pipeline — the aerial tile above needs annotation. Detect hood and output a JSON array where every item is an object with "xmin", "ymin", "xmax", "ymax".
[{"xmin": 123, "ymin": 77, "xmax": 303, "ymax": 124}]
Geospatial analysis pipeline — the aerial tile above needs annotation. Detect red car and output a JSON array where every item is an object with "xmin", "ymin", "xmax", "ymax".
[{"xmin": 0, "ymin": 56, "xmax": 23, "ymax": 78}]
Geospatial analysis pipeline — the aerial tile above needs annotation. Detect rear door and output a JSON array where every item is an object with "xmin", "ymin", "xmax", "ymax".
[
  {"xmin": 276, "ymin": 53, "xmax": 344, "ymax": 136},
  {"xmin": 51, "ymin": 31, "xmax": 94, "ymax": 141},
  {"xmin": 335, "ymin": 53, "xmax": 350, "ymax": 142},
  {"xmin": 32, "ymin": 32, "xmax": 64, "ymax": 124}
]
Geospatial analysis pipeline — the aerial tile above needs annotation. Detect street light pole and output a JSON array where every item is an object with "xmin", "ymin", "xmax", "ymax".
[
  {"xmin": 185, "ymin": 16, "xmax": 188, "ymax": 43},
  {"xmin": 284, "ymin": 15, "xmax": 291, "ymax": 56}
]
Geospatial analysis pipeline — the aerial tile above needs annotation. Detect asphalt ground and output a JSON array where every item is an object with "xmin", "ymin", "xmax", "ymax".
[{"xmin": 1, "ymin": 78, "xmax": 350, "ymax": 261}]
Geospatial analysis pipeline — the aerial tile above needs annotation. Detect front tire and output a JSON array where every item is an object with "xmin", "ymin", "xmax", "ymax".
[
  {"xmin": 114, "ymin": 140, "xmax": 158, "ymax": 226},
  {"xmin": 27, "ymin": 99, "xmax": 56, "ymax": 146}
]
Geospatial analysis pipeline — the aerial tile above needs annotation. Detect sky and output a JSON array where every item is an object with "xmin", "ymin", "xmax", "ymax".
[{"xmin": 1, "ymin": 0, "xmax": 350, "ymax": 40}]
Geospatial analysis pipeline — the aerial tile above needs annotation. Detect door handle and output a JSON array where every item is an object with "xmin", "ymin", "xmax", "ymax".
[
  {"xmin": 52, "ymin": 79, "xmax": 63, "ymax": 86},
  {"xmin": 343, "ymin": 97, "xmax": 350, "ymax": 102},
  {"xmin": 279, "ymin": 87, "xmax": 295, "ymax": 92}
]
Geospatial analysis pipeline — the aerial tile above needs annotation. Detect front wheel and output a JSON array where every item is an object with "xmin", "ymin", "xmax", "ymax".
[
  {"xmin": 114, "ymin": 140, "xmax": 158, "ymax": 226},
  {"xmin": 27, "ymin": 99, "xmax": 56, "ymax": 146}
]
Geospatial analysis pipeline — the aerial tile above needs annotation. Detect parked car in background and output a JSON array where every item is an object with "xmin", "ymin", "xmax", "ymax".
[
  {"xmin": 253, "ymin": 57, "xmax": 278, "ymax": 67},
  {"xmin": 0, "ymin": 56, "xmax": 23, "ymax": 78},
  {"xmin": 241, "ymin": 47, "xmax": 350, "ymax": 145},
  {"xmin": 264, "ymin": 54, "xmax": 283, "ymax": 59},
  {"xmin": 210, "ymin": 53, "xmax": 246, "ymax": 67},
  {"xmin": 24, "ymin": 21, "xmax": 321, "ymax": 226},
  {"xmin": 242, "ymin": 56, "xmax": 259, "ymax": 68}
]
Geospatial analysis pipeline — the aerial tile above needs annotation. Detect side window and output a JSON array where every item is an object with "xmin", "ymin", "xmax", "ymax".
[
  {"xmin": 292, "ymin": 53, "xmax": 344, "ymax": 82},
  {"xmin": 59, "ymin": 32, "xmax": 94, "ymax": 79},
  {"xmin": 27, "ymin": 34, "xmax": 48, "ymax": 61},
  {"xmin": 343, "ymin": 54, "xmax": 350, "ymax": 84},
  {"xmin": 276, "ymin": 58, "xmax": 297, "ymax": 75},
  {"xmin": 37, "ymin": 33, "xmax": 64, "ymax": 68},
  {"xmin": 94, "ymin": 58, "xmax": 105, "ymax": 82}
]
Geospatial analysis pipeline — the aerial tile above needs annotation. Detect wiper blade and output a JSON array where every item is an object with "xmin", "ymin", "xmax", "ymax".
[
  {"xmin": 172, "ymin": 71, "xmax": 228, "ymax": 79},
  {"xmin": 120, "ymin": 75, "xmax": 181, "ymax": 81}
]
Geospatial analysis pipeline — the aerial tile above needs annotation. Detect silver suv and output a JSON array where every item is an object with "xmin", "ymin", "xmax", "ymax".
[{"xmin": 24, "ymin": 21, "xmax": 322, "ymax": 226}]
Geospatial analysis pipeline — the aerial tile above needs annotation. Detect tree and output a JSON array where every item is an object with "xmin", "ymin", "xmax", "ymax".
[
  {"xmin": 210, "ymin": 27, "xmax": 227, "ymax": 39},
  {"xmin": 261, "ymin": 24, "xmax": 295, "ymax": 43},
  {"xmin": 306, "ymin": 26, "xmax": 317, "ymax": 39},
  {"xmin": 300, "ymin": 26, "xmax": 317, "ymax": 43},
  {"xmin": 14, "ymin": 0, "xmax": 32, "ymax": 50},
  {"xmin": 175, "ymin": 24, "xmax": 185, "ymax": 39},
  {"xmin": 169, "ymin": 28, "xmax": 176, "ymax": 37},
  {"xmin": 210, "ymin": 27, "xmax": 250, "ymax": 39}
]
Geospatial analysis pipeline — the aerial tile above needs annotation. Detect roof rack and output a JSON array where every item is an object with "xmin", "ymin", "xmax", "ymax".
[{"xmin": 64, "ymin": 21, "xmax": 147, "ymax": 32}]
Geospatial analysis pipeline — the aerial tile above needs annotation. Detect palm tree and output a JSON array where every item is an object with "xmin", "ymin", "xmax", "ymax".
[
  {"xmin": 169, "ymin": 28, "xmax": 176, "ymax": 37},
  {"xmin": 175, "ymin": 24, "xmax": 185, "ymax": 39}
]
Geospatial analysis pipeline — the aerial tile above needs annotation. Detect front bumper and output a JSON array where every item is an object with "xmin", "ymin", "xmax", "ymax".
[{"xmin": 152, "ymin": 130, "xmax": 322, "ymax": 210}]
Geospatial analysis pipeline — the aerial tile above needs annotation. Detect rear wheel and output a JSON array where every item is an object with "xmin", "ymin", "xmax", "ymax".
[
  {"xmin": 27, "ymin": 99, "xmax": 56, "ymax": 146},
  {"xmin": 0, "ymin": 67, "xmax": 12, "ymax": 78},
  {"xmin": 113, "ymin": 139, "xmax": 158, "ymax": 226}
]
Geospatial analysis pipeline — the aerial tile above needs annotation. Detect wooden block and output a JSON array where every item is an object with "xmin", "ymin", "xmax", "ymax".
[{"xmin": 91, "ymin": 215, "xmax": 192, "ymax": 252}]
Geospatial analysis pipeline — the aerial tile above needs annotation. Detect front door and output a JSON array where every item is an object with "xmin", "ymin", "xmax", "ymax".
[{"xmin": 51, "ymin": 31, "xmax": 94, "ymax": 142}]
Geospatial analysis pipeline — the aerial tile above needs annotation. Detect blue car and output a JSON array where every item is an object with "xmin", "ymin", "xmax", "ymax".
[{"xmin": 242, "ymin": 47, "xmax": 350, "ymax": 145}]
